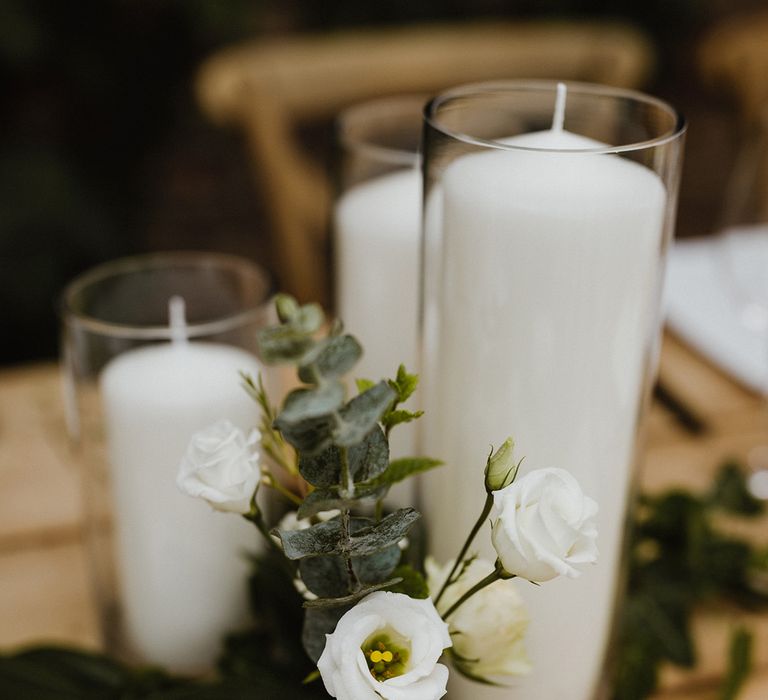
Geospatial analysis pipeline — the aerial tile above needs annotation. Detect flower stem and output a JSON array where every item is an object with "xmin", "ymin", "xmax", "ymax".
[
  {"xmin": 339, "ymin": 446, "xmax": 360, "ymax": 591},
  {"xmin": 262, "ymin": 471, "xmax": 303, "ymax": 506},
  {"xmin": 441, "ymin": 568, "xmax": 502, "ymax": 620},
  {"xmin": 434, "ymin": 493, "xmax": 494, "ymax": 606}
]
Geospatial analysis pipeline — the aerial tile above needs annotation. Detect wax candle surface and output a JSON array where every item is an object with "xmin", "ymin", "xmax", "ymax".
[
  {"xmin": 335, "ymin": 168, "xmax": 421, "ymax": 470},
  {"xmin": 421, "ymin": 129, "xmax": 666, "ymax": 699},
  {"xmin": 101, "ymin": 342, "xmax": 261, "ymax": 671}
]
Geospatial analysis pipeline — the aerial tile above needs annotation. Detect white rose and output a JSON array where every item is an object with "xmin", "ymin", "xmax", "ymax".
[
  {"xmin": 177, "ymin": 419, "xmax": 261, "ymax": 514},
  {"xmin": 426, "ymin": 557, "xmax": 531, "ymax": 679},
  {"xmin": 492, "ymin": 468, "xmax": 598, "ymax": 582},
  {"xmin": 317, "ymin": 591, "xmax": 452, "ymax": 700}
]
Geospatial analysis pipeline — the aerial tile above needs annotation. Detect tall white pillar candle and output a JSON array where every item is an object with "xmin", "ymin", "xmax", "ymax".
[
  {"xmin": 421, "ymin": 98, "xmax": 666, "ymax": 697},
  {"xmin": 335, "ymin": 167, "xmax": 422, "ymax": 467},
  {"xmin": 100, "ymin": 307, "xmax": 262, "ymax": 672}
]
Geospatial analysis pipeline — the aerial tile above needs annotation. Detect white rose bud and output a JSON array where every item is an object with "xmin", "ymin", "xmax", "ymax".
[
  {"xmin": 426, "ymin": 557, "xmax": 531, "ymax": 680},
  {"xmin": 492, "ymin": 468, "xmax": 598, "ymax": 582},
  {"xmin": 177, "ymin": 419, "xmax": 261, "ymax": 514},
  {"xmin": 484, "ymin": 437, "xmax": 519, "ymax": 492},
  {"xmin": 317, "ymin": 591, "xmax": 452, "ymax": 700}
]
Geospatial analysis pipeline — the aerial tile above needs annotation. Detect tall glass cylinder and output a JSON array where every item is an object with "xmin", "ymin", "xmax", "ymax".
[
  {"xmin": 60, "ymin": 252, "xmax": 271, "ymax": 673},
  {"xmin": 420, "ymin": 81, "xmax": 685, "ymax": 699},
  {"xmin": 333, "ymin": 95, "xmax": 424, "ymax": 482}
]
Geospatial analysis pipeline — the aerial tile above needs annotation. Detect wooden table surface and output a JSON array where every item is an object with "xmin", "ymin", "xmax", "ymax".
[{"xmin": 1, "ymin": 332, "xmax": 768, "ymax": 698}]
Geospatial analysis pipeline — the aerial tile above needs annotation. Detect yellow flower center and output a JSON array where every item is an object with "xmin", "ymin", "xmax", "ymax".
[{"xmin": 362, "ymin": 632, "xmax": 410, "ymax": 682}]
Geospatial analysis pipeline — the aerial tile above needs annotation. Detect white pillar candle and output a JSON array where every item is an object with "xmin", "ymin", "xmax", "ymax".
[
  {"xmin": 421, "ymin": 88, "xmax": 666, "ymax": 698},
  {"xmin": 100, "ymin": 301, "xmax": 262, "ymax": 672},
  {"xmin": 335, "ymin": 168, "xmax": 422, "ymax": 472}
]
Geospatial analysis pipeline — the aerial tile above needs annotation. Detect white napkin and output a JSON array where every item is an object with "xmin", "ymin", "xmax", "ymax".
[{"xmin": 664, "ymin": 226, "xmax": 768, "ymax": 394}]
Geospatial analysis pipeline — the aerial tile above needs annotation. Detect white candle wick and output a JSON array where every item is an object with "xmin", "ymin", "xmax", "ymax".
[
  {"xmin": 169, "ymin": 295, "xmax": 188, "ymax": 345},
  {"xmin": 551, "ymin": 82, "xmax": 567, "ymax": 133}
]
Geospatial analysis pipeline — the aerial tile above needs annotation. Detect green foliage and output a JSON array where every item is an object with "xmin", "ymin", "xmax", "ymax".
[
  {"xmin": 613, "ymin": 464, "xmax": 768, "ymax": 700},
  {"xmin": 362, "ymin": 457, "xmax": 444, "ymax": 490},
  {"xmin": 386, "ymin": 565, "xmax": 430, "ymax": 599},
  {"xmin": 255, "ymin": 297, "xmax": 434, "ymax": 663},
  {"xmin": 720, "ymin": 627, "xmax": 753, "ymax": 700}
]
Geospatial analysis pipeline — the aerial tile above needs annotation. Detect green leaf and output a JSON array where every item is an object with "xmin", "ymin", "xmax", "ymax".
[
  {"xmin": 347, "ymin": 508, "xmax": 420, "ymax": 557},
  {"xmin": 355, "ymin": 378, "xmax": 375, "ymax": 393},
  {"xmin": 303, "ymin": 607, "xmax": 349, "ymax": 663},
  {"xmin": 274, "ymin": 382, "xmax": 344, "ymax": 454},
  {"xmin": 709, "ymin": 462, "xmax": 764, "ymax": 517},
  {"xmin": 292, "ymin": 303, "xmax": 325, "ymax": 334},
  {"xmin": 257, "ymin": 325, "xmax": 315, "ymax": 364},
  {"xmin": 274, "ymin": 518, "xmax": 343, "ymax": 560},
  {"xmin": 275, "ymin": 294, "xmax": 300, "ymax": 322},
  {"xmin": 361, "ymin": 457, "xmax": 443, "ymax": 490},
  {"xmin": 388, "ymin": 364, "xmax": 419, "ymax": 403},
  {"xmin": 303, "ymin": 578, "xmax": 402, "ymax": 609},
  {"xmin": 385, "ymin": 565, "xmax": 430, "ymax": 599},
  {"xmin": 299, "ymin": 556, "xmax": 348, "ymax": 599},
  {"xmin": 720, "ymin": 626, "xmax": 753, "ymax": 700},
  {"xmin": 298, "ymin": 335, "xmax": 363, "ymax": 383},
  {"xmin": 381, "ymin": 409, "xmax": 424, "ymax": 431},
  {"xmin": 354, "ymin": 544, "xmax": 401, "ymax": 584},
  {"xmin": 298, "ymin": 427, "xmax": 389, "ymax": 492},
  {"xmin": 349, "ymin": 427, "xmax": 389, "ymax": 482},
  {"xmin": 334, "ymin": 381, "xmax": 395, "ymax": 447},
  {"xmin": 298, "ymin": 449, "xmax": 342, "ymax": 488}
]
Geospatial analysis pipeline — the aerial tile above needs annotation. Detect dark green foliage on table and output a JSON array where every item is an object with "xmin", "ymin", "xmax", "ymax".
[{"xmin": 612, "ymin": 463, "xmax": 768, "ymax": 700}]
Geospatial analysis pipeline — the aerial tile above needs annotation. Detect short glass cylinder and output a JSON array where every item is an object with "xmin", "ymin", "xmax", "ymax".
[
  {"xmin": 419, "ymin": 81, "xmax": 685, "ymax": 700},
  {"xmin": 60, "ymin": 252, "xmax": 271, "ymax": 673},
  {"xmin": 333, "ymin": 95, "xmax": 424, "ymax": 471}
]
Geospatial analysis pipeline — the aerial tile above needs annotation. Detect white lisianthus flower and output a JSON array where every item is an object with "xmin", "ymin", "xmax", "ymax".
[
  {"xmin": 317, "ymin": 591, "xmax": 452, "ymax": 700},
  {"xmin": 491, "ymin": 468, "xmax": 598, "ymax": 582},
  {"xmin": 425, "ymin": 557, "xmax": 531, "ymax": 679},
  {"xmin": 177, "ymin": 419, "xmax": 261, "ymax": 514}
]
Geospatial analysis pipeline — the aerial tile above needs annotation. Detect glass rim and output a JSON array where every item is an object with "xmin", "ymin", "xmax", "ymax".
[
  {"xmin": 60, "ymin": 251, "xmax": 271, "ymax": 340},
  {"xmin": 424, "ymin": 79, "xmax": 687, "ymax": 154},
  {"xmin": 337, "ymin": 94, "xmax": 426, "ymax": 167}
]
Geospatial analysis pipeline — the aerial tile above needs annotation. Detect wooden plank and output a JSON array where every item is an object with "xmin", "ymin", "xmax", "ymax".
[
  {"xmin": 0, "ymin": 363, "xmax": 84, "ymax": 549},
  {"xmin": 0, "ymin": 541, "xmax": 100, "ymax": 649}
]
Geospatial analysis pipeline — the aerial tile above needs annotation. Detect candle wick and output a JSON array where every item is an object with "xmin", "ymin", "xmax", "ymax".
[
  {"xmin": 551, "ymin": 82, "xmax": 567, "ymax": 133},
  {"xmin": 169, "ymin": 295, "xmax": 188, "ymax": 345}
]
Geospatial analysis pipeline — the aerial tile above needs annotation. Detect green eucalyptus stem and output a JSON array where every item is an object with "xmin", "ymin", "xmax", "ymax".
[
  {"xmin": 338, "ymin": 445, "xmax": 360, "ymax": 591},
  {"xmin": 244, "ymin": 509, "xmax": 284, "ymax": 559},
  {"xmin": 374, "ymin": 497, "xmax": 384, "ymax": 523},
  {"xmin": 434, "ymin": 493, "xmax": 494, "ymax": 607},
  {"xmin": 441, "ymin": 567, "xmax": 506, "ymax": 621}
]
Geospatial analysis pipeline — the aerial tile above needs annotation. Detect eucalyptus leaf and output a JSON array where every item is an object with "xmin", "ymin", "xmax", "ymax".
[
  {"xmin": 298, "ymin": 335, "xmax": 362, "ymax": 383},
  {"xmin": 347, "ymin": 508, "xmax": 419, "ymax": 557},
  {"xmin": 257, "ymin": 325, "xmax": 315, "ymax": 364},
  {"xmin": 302, "ymin": 606, "xmax": 350, "ymax": 663},
  {"xmin": 274, "ymin": 518, "xmax": 343, "ymax": 560},
  {"xmin": 299, "ymin": 556, "xmax": 348, "ymax": 599},
  {"xmin": 303, "ymin": 578, "xmax": 402, "ymax": 609},
  {"xmin": 335, "ymin": 381, "xmax": 395, "ymax": 447},
  {"xmin": 299, "ymin": 448, "xmax": 342, "ymax": 488}
]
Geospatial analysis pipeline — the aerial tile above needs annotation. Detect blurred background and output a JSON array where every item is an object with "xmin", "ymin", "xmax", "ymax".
[{"xmin": 2, "ymin": 0, "xmax": 765, "ymax": 364}]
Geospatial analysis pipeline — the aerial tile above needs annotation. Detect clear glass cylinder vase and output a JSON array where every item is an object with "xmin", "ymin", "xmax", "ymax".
[
  {"xmin": 419, "ymin": 81, "xmax": 685, "ymax": 699},
  {"xmin": 60, "ymin": 252, "xmax": 271, "ymax": 673},
  {"xmin": 333, "ymin": 95, "xmax": 424, "ymax": 488}
]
